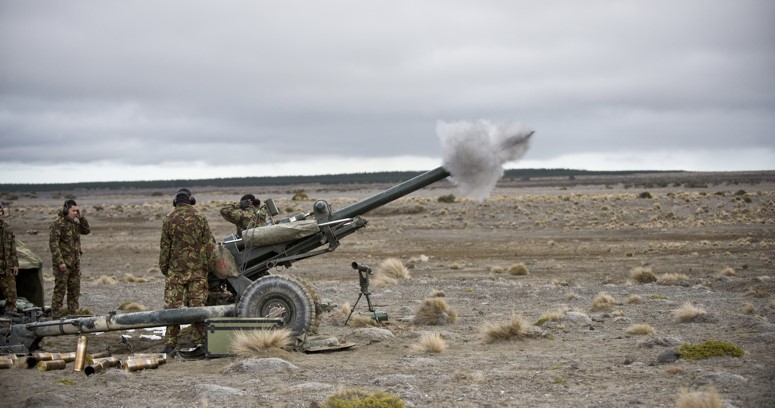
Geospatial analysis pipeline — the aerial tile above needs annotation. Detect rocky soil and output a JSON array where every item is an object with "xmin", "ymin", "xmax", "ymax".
[{"xmin": 1, "ymin": 172, "xmax": 774, "ymax": 407}]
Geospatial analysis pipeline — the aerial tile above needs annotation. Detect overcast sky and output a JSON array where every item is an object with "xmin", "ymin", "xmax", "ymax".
[{"xmin": 1, "ymin": 1, "xmax": 773, "ymax": 184}]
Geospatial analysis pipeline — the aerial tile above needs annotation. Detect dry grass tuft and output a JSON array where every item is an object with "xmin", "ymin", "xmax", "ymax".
[
  {"xmin": 117, "ymin": 301, "xmax": 146, "ymax": 311},
  {"xmin": 629, "ymin": 266, "xmax": 657, "ymax": 283},
  {"xmin": 412, "ymin": 332, "xmax": 447, "ymax": 353},
  {"xmin": 744, "ymin": 288, "xmax": 769, "ymax": 298},
  {"xmin": 376, "ymin": 258, "xmax": 410, "ymax": 280},
  {"xmin": 719, "ymin": 266, "xmax": 736, "ymax": 276},
  {"xmin": 340, "ymin": 302, "xmax": 351, "ymax": 316},
  {"xmin": 481, "ymin": 313, "xmax": 538, "ymax": 344},
  {"xmin": 414, "ymin": 298, "xmax": 457, "ymax": 325},
  {"xmin": 348, "ymin": 315, "xmax": 378, "ymax": 327},
  {"xmin": 372, "ymin": 274, "xmax": 398, "ymax": 287},
  {"xmin": 770, "ymin": 299, "xmax": 775, "ymax": 309},
  {"xmin": 672, "ymin": 302, "xmax": 708, "ymax": 323},
  {"xmin": 490, "ymin": 266, "xmax": 505, "ymax": 274},
  {"xmin": 507, "ymin": 263, "xmax": 529, "ymax": 276},
  {"xmin": 449, "ymin": 262, "xmax": 462, "ymax": 270},
  {"xmin": 536, "ymin": 307, "xmax": 569, "ymax": 326},
  {"xmin": 676, "ymin": 386, "xmax": 723, "ymax": 408},
  {"xmin": 742, "ymin": 302, "xmax": 756, "ymax": 315},
  {"xmin": 92, "ymin": 275, "xmax": 119, "ymax": 285},
  {"xmin": 124, "ymin": 273, "xmax": 149, "ymax": 283},
  {"xmin": 658, "ymin": 273, "xmax": 690, "ymax": 284},
  {"xmin": 625, "ymin": 324, "xmax": 655, "ymax": 335},
  {"xmin": 591, "ymin": 292, "xmax": 616, "ymax": 311},
  {"xmin": 626, "ymin": 294, "xmax": 642, "ymax": 304},
  {"xmin": 229, "ymin": 329, "xmax": 293, "ymax": 357},
  {"xmin": 430, "ymin": 289, "xmax": 445, "ymax": 297}
]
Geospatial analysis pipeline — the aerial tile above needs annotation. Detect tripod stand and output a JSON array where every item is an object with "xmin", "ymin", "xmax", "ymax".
[{"xmin": 344, "ymin": 262, "xmax": 378, "ymax": 325}]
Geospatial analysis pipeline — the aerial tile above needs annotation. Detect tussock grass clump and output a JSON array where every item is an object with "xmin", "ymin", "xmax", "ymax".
[
  {"xmin": 229, "ymin": 329, "xmax": 293, "ymax": 357},
  {"xmin": 742, "ymin": 302, "xmax": 756, "ymax": 315},
  {"xmin": 591, "ymin": 292, "xmax": 616, "ymax": 311},
  {"xmin": 626, "ymin": 294, "xmax": 642, "ymax": 304},
  {"xmin": 92, "ymin": 275, "xmax": 119, "ymax": 285},
  {"xmin": 719, "ymin": 266, "xmax": 736, "ymax": 276},
  {"xmin": 658, "ymin": 273, "xmax": 690, "ymax": 284},
  {"xmin": 325, "ymin": 388, "xmax": 405, "ymax": 408},
  {"xmin": 624, "ymin": 324, "xmax": 655, "ymax": 335},
  {"xmin": 672, "ymin": 302, "xmax": 708, "ymax": 323},
  {"xmin": 412, "ymin": 332, "xmax": 447, "ymax": 353},
  {"xmin": 372, "ymin": 274, "xmax": 397, "ymax": 287},
  {"xmin": 490, "ymin": 266, "xmax": 505, "ymax": 274},
  {"xmin": 348, "ymin": 315, "xmax": 378, "ymax": 327},
  {"xmin": 117, "ymin": 301, "xmax": 146, "ymax": 311},
  {"xmin": 414, "ymin": 298, "xmax": 457, "ymax": 326},
  {"xmin": 744, "ymin": 288, "xmax": 769, "ymax": 298},
  {"xmin": 535, "ymin": 307, "xmax": 569, "ymax": 326},
  {"xmin": 507, "ymin": 263, "xmax": 529, "ymax": 276},
  {"xmin": 676, "ymin": 386, "xmax": 723, "ymax": 408},
  {"xmin": 481, "ymin": 313, "xmax": 538, "ymax": 344},
  {"xmin": 340, "ymin": 302, "xmax": 351, "ymax": 316},
  {"xmin": 376, "ymin": 258, "xmax": 410, "ymax": 280},
  {"xmin": 437, "ymin": 194, "xmax": 456, "ymax": 203},
  {"xmin": 629, "ymin": 267, "xmax": 657, "ymax": 283},
  {"xmin": 449, "ymin": 262, "xmax": 462, "ymax": 270},
  {"xmin": 677, "ymin": 340, "xmax": 744, "ymax": 361},
  {"xmin": 124, "ymin": 273, "xmax": 149, "ymax": 283},
  {"xmin": 430, "ymin": 289, "xmax": 445, "ymax": 297}
]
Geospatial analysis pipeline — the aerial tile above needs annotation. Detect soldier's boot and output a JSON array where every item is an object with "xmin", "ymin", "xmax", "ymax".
[{"xmin": 0, "ymin": 306, "xmax": 6, "ymax": 316}]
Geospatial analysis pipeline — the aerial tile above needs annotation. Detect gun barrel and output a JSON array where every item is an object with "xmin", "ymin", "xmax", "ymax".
[
  {"xmin": 17, "ymin": 304, "xmax": 235, "ymax": 338},
  {"xmin": 330, "ymin": 166, "xmax": 450, "ymax": 220}
]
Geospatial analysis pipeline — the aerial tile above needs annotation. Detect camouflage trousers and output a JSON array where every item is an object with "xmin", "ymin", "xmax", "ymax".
[
  {"xmin": 0, "ymin": 271, "xmax": 16, "ymax": 310},
  {"xmin": 52, "ymin": 263, "xmax": 81, "ymax": 318},
  {"xmin": 164, "ymin": 272, "xmax": 208, "ymax": 346}
]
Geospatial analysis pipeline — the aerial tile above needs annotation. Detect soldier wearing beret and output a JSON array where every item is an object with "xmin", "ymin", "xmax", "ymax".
[
  {"xmin": 49, "ymin": 199, "xmax": 90, "ymax": 318},
  {"xmin": 0, "ymin": 204, "xmax": 19, "ymax": 315},
  {"xmin": 159, "ymin": 188, "xmax": 215, "ymax": 354}
]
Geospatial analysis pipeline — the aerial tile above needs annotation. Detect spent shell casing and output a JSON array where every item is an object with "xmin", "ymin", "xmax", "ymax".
[
  {"xmin": 121, "ymin": 357, "xmax": 159, "ymax": 372},
  {"xmin": 0, "ymin": 357, "xmax": 14, "ymax": 369},
  {"xmin": 127, "ymin": 353, "xmax": 167, "ymax": 364},
  {"xmin": 73, "ymin": 335, "xmax": 88, "ymax": 372},
  {"xmin": 85, "ymin": 350, "xmax": 113, "ymax": 365},
  {"xmin": 37, "ymin": 359, "xmax": 67, "ymax": 372},
  {"xmin": 90, "ymin": 356, "xmax": 120, "ymax": 366}
]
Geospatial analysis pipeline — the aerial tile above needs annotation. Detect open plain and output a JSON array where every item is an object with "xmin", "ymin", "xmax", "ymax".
[{"xmin": 1, "ymin": 171, "xmax": 774, "ymax": 407}]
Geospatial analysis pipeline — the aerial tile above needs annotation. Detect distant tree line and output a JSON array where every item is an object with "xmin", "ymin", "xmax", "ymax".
[{"xmin": 0, "ymin": 168, "xmax": 681, "ymax": 193}]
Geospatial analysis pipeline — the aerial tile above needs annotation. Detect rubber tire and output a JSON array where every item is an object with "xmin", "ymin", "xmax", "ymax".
[{"xmin": 236, "ymin": 275, "xmax": 315, "ymax": 336}]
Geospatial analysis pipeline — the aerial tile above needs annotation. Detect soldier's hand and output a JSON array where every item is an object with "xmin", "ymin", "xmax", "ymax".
[
  {"xmin": 12, "ymin": 266, "xmax": 18, "ymax": 277},
  {"xmin": 58, "ymin": 264, "xmax": 67, "ymax": 272}
]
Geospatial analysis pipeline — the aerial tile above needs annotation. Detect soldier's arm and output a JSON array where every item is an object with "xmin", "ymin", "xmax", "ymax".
[
  {"xmin": 49, "ymin": 221, "xmax": 64, "ymax": 267},
  {"xmin": 202, "ymin": 218, "xmax": 216, "ymax": 266},
  {"xmin": 78, "ymin": 215, "xmax": 91, "ymax": 235},
  {"xmin": 219, "ymin": 203, "xmax": 241, "ymax": 224},
  {"xmin": 158, "ymin": 219, "xmax": 171, "ymax": 275}
]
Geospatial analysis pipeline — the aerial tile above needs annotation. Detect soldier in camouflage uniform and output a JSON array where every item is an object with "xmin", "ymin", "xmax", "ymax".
[
  {"xmin": 159, "ymin": 188, "xmax": 215, "ymax": 353},
  {"xmin": 49, "ymin": 199, "xmax": 91, "ymax": 318},
  {"xmin": 220, "ymin": 193, "xmax": 267, "ymax": 236},
  {"xmin": 0, "ymin": 205, "xmax": 19, "ymax": 315}
]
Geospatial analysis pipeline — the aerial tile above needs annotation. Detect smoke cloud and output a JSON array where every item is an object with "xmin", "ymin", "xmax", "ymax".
[{"xmin": 438, "ymin": 120, "xmax": 534, "ymax": 201}]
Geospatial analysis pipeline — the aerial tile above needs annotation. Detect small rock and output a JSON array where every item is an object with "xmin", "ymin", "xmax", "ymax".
[
  {"xmin": 657, "ymin": 349, "xmax": 680, "ymax": 364},
  {"xmin": 224, "ymin": 357, "xmax": 298, "ymax": 374},
  {"xmin": 351, "ymin": 327, "xmax": 395, "ymax": 342}
]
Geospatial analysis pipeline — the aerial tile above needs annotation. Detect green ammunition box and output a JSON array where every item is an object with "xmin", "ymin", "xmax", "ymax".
[{"xmin": 204, "ymin": 317, "xmax": 284, "ymax": 357}]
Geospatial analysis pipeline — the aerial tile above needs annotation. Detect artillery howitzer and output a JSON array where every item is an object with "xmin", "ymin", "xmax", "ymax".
[{"xmin": 0, "ymin": 167, "xmax": 452, "ymax": 354}]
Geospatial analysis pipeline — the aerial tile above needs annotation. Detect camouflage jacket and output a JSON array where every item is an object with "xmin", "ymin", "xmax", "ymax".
[
  {"xmin": 220, "ymin": 203, "xmax": 267, "ymax": 230},
  {"xmin": 0, "ymin": 220, "xmax": 19, "ymax": 273},
  {"xmin": 159, "ymin": 203, "xmax": 215, "ymax": 280},
  {"xmin": 49, "ymin": 214, "xmax": 91, "ymax": 267}
]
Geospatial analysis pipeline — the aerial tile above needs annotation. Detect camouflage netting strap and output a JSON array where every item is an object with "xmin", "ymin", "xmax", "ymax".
[
  {"xmin": 242, "ymin": 220, "xmax": 320, "ymax": 248},
  {"xmin": 15, "ymin": 239, "xmax": 42, "ymax": 269},
  {"xmin": 212, "ymin": 245, "xmax": 239, "ymax": 279}
]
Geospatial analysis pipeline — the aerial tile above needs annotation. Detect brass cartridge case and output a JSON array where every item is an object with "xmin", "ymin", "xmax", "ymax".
[
  {"xmin": 84, "ymin": 356, "xmax": 120, "ymax": 376},
  {"xmin": 127, "ymin": 353, "xmax": 167, "ymax": 365},
  {"xmin": 0, "ymin": 357, "xmax": 13, "ymax": 369},
  {"xmin": 73, "ymin": 336, "xmax": 88, "ymax": 372},
  {"xmin": 27, "ymin": 352, "xmax": 77, "ymax": 368},
  {"xmin": 85, "ymin": 350, "xmax": 112, "ymax": 365},
  {"xmin": 121, "ymin": 357, "xmax": 159, "ymax": 372},
  {"xmin": 37, "ymin": 359, "xmax": 67, "ymax": 372}
]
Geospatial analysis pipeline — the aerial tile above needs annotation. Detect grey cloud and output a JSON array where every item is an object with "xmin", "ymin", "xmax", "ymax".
[{"xmin": 1, "ymin": 0, "xmax": 773, "ymax": 175}]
